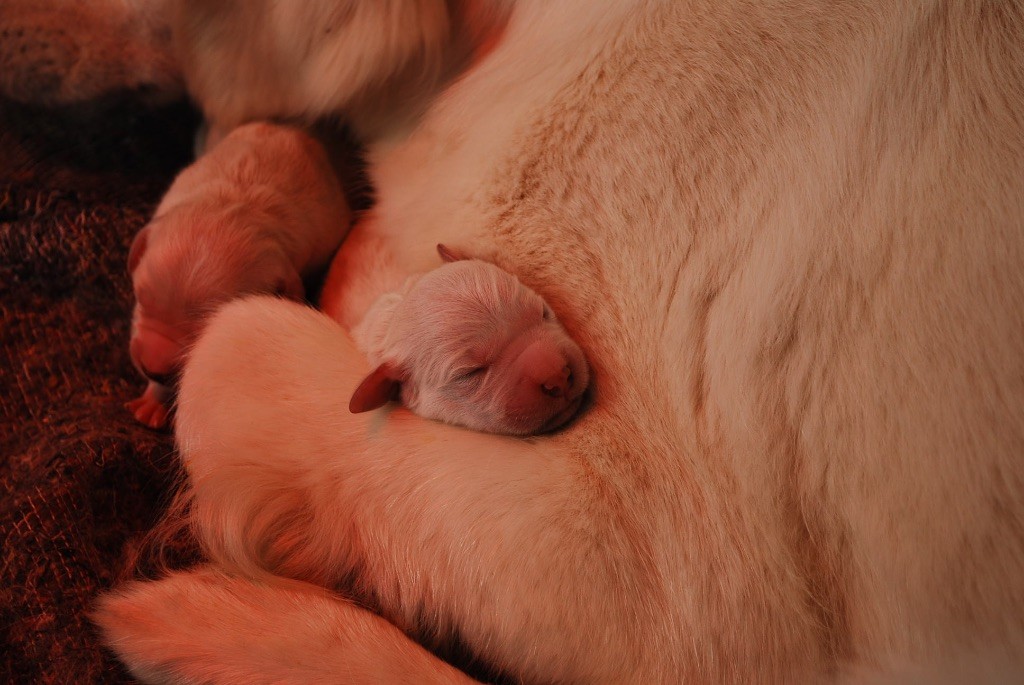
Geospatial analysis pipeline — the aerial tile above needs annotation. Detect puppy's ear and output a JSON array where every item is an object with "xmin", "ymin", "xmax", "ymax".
[
  {"xmin": 349, "ymin": 362, "xmax": 405, "ymax": 413},
  {"xmin": 127, "ymin": 225, "xmax": 150, "ymax": 274},
  {"xmin": 437, "ymin": 243, "xmax": 467, "ymax": 263}
]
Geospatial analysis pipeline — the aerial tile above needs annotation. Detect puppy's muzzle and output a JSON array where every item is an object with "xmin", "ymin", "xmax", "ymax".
[{"xmin": 129, "ymin": 330, "xmax": 182, "ymax": 387}]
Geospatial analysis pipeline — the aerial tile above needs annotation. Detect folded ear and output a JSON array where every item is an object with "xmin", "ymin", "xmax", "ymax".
[
  {"xmin": 127, "ymin": 225, "xmax": 151, "ymax": 274},
  {"xmin": 436, "ymin": 243, "xmax": 467, "ymax": 263},
  {"xmin": 349, "ymin": 362, "xmax": 405, "ymax": 413}
]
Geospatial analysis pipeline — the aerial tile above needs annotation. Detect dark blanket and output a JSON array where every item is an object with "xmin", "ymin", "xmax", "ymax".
[{"xmin": 0, "ymin": 97, "xmax": 200, "ymax": 683}]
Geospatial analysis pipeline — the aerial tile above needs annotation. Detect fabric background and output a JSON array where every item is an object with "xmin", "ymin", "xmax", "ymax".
[{"xmin": 1, "ymin": 96, "xmax": 199, "ymax": 683}]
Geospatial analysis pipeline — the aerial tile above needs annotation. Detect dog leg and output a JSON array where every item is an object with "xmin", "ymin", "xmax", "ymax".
[{"xmin": 94, "ymin": 566, "xmax": 476, "ymax": 685}]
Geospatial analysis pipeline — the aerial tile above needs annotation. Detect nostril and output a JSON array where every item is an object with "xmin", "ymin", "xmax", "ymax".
[
  {"xmin": 542, "ymin": 382, "xmax": 564, "ymax": 398},
  {"xmin": 541, "ymin": 365, "xmax": 573, "ymax": 397}
]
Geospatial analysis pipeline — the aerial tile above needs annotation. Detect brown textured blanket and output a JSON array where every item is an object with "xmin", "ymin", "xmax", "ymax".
[{"xmin": 0, "ymin": 96, "xmax": 199, "ymax": 683}]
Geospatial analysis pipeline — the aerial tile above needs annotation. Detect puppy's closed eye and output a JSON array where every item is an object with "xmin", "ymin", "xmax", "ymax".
[{"xmin": 455, "ymin": 366, "xmax": 488, "ymax": 383}]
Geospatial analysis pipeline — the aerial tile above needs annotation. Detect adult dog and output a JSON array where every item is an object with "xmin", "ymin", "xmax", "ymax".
[{"xmin": 88, "ymin": 0, "xmax": 1024, "ymax": 682}]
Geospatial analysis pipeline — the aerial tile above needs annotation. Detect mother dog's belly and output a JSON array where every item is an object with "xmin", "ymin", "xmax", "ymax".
[{"xmin": 323, "ymin": 0, "xmax": 1024, "ymax": 672}]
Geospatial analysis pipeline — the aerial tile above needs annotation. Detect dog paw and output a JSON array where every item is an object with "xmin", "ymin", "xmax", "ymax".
[
  {"xmin": 0, "ymin": 21, "xmax": 77, "ymax": 103},
  {"xmin": 0, "ymin": 3, "xmax": 182, "ymax": 106},
  {"xmin": 126, "ymin": 382, "xmax": 173, "ymax": 430}
]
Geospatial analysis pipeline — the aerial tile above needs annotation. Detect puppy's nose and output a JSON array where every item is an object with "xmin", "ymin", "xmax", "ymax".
[
  {"xmin": 130, "ymin": 329, "xmax": 181, "ymax": 384},
  {"xmin": 541, "ymin": 366, "xmax": 572, "ymax": 397},
  {"xmin": 519, "ymin": 341, "xmax": 570, "ymax": 394}
]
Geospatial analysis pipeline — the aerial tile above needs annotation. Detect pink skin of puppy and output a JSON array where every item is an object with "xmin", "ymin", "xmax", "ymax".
[
  {"xmin": 127, "ymin": 122, "xmax": 350, "ymax": 428},
  {"xmin": 350, "ymin": 245, "xmax": 590, "ymax": 436}
]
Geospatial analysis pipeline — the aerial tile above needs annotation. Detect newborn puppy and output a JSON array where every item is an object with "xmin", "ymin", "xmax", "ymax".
[
  {"xmin": 350, "ymin": 245, "xmax": 590, "ymax": 435},
  {"xmin": 128, "ymin": 122, "xmax": 351, "ymax": 428}
]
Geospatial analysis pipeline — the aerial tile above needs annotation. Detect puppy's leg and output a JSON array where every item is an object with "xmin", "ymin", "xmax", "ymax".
[{"xmin": 93, "ymin": 566, "xmax": 476, "ymax": 685}]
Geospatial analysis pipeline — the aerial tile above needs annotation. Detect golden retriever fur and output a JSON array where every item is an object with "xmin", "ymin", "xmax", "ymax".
[{"xmin": 82, "ymin": 0, "xmax": 1024, "ymax": 682}]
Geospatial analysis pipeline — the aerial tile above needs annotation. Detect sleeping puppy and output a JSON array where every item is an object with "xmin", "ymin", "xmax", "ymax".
[
  {"xmin": 127, "ymin": 121, "xmax": 351, "ymax": 428},
  {"xmin": 350, "ymin": 244, "xmax": 589, "ymax": 435}
]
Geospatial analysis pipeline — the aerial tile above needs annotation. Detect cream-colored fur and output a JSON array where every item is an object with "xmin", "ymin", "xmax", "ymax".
[
  {"xmin": 170, "ymin": 0, "xmax": 512, "ymax": 142},
  {"xmin": 94, "ymin": 566, "xmax": 475, "ymax": 684},
  {"xmin": 86, "ymin": 0, "xmax": 1024, "ymax": 682}
]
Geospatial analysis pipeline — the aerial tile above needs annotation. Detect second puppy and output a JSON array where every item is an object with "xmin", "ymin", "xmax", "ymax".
[{"xmin": 127, "ymin": 122, "xmax": 351, "ymax": 428}]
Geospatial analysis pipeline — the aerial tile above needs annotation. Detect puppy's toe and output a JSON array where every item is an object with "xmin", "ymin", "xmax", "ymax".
[{"xmin": 126, "ymin": 393, "xmax": 170, "ymax": 431}]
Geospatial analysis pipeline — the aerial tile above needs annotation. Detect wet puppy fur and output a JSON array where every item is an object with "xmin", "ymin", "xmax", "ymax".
[
  {"xmin": 351, "ymin": 244, "xmax": 589, "ymax": 435},
  {"xmin": 127, "ymin": 121, "xmax": 351, "ymax": 428}
]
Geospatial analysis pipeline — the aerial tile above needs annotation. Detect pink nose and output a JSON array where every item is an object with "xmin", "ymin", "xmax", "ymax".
[
  {"xmin": 541, "ymin": 366, "xmax": 572, "ymax": 397},
  {"xmin": 518, "ymin": 340, "xmax": 573, "ymax": 399}
]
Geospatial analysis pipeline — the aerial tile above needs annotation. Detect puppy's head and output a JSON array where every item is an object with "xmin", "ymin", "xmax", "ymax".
[
  {"xmin": 127, "ymin": 211, "xmax": 303, "ymax": 385},
  {"xmin": 350, "ymin": 246, "xmax": 590, "ymax": 435}
]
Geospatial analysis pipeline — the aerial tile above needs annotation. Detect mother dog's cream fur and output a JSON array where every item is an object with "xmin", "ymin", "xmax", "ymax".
[{"xmin": 92, "ymin": 0, "xmax": 1024, "ymax": 682}]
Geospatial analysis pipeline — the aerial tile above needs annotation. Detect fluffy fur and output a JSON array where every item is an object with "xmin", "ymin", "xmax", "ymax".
[
  {"xmin": 350, "ymin": 244, "xmax": 589, "ymax": 435},
  {"xmin": 127, "ymin": 121, "xmax": 350, "ymax": 428},
  {"xmin": 170, "ymin": 0, "xmax": 513, "ymax": 142},
  {"xmin": 70, "ymin": 0, "xmax": 1024, "ymax": 682}
]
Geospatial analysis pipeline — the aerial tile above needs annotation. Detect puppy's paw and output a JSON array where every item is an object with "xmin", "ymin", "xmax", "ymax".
[{"xmin": 126, "ymin": 382, "xmax": 173, "ymax": 430}]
